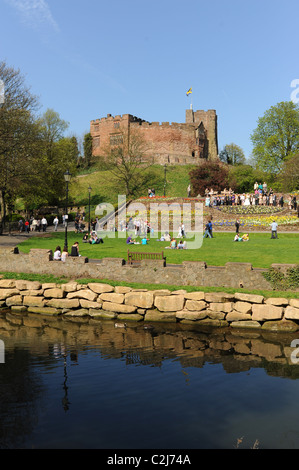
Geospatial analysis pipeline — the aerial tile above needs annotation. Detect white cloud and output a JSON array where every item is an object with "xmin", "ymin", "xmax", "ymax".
[{"xmin": 5, "ymin": 0, "xmax": 59, "ymax": 32}]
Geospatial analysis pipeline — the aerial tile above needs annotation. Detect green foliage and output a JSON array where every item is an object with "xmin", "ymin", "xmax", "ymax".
[
  {"xmin": 263, "ymin": 265, "xmax": 299, "ymax": 290},
  {"xmin": 279, "ymin": 154, "xmax": 299, "ymax": 192},
  {"xmin": 219, "ymin": 143, "xmax": 246, "ymax": 165},
  {"xmin": 251, "ymin": 101, "xmax": 299, "ymax": 172}
]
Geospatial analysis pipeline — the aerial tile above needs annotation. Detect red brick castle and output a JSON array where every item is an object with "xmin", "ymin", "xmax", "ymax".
[{"xmin": 90, "ymin": 108, "xmax": 219, "ymax": 165}]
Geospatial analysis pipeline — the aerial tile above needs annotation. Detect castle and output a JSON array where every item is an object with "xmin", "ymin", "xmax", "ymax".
[{"xmin": 90, "ymin": 109, "xmax": 219, "ymax": 165}]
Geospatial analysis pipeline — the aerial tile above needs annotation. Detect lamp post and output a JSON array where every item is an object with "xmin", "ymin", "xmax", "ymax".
[
  {"xmin": 64, "ymin": 169, "xmax": 71, "ymax": 251},
  {"xmin": 163, "ymin": 164, "xmax": 167, "ymax": 197},
  {"xmin": 88, "ymin": 186, "xmax": 92, "ymax": 233}
]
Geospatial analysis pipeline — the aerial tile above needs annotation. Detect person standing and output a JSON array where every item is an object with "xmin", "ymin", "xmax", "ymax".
[
  {"xmin": 271, "ymin": 221, "xmax": 278, "ymax": 239},
  {"xmin": 235, "ymin": 219, "xmax": 240, "ymax": 234},
  {"xmin": 187, "ymin": 184, "xmax": 191, "ymax": 197},
  {"xmin": 41, "ymin": 217, "xmax": 47, "ymax": 232},
  {"xmin": 18, "ymin": 219, "xmax": 24, "ymax": 232},
  {"xmin": 53, "ymin": 216, "xmax": 59, "ymax": 232}
]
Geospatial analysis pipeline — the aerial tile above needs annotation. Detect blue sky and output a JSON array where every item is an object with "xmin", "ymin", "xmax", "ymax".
[{"xmin": 1, "ymin": 0, "xmax": 299, "ymax": 158}]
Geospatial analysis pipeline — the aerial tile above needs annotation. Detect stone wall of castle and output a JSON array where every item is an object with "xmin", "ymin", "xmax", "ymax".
[{"xmin": 90, "ymin": 109, "xmax": 219, "ymax": 165}]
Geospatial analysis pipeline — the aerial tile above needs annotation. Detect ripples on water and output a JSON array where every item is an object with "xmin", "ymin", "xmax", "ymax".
[{"xmin": 1, "ymin": 310, "xmax": 299, "ymax": 449}]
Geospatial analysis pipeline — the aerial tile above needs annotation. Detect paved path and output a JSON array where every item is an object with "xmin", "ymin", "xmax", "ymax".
[{"xmin": 0, "ymin": 223, "xmax": 298, "ymax": 248}]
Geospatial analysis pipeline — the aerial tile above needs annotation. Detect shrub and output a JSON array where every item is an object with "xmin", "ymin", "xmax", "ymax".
[{"xmin": 263, "ymin": 265, "xmax": 299, "ymax": 290}]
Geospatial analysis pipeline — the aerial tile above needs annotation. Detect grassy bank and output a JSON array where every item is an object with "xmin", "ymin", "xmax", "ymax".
[
  {"xmin": 0, "ymin": 271, "xmax": 298, "ymax": 299},
  {"xmin": 17, "ymin": 231, "xmax": 298, "ymax": 269}
]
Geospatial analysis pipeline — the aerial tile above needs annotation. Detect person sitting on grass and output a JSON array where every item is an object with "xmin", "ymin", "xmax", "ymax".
[
  {"xmin": 82, "ymin": 233, "xmax": 89, "ymax": 243},
  {"xmin": 177, "ymin": 240, "xmax": 184, "ymax": 249},
  {"xmin": 89, "ymin": 232, "xmax": 98, "ymax": 244},
  {"xmin": 170, "ymin": 238, "xmax": 177, "ymax": 249},
  {"xmin": 234, "ymin": 233, "xmax": 249, "ymax": 242},
  {"xmin": 126, "ymin": 235, "xmax": 135, "ymax": 245},
  {"xmin": 142, "ymin": 236, "xmax": 148, "ymax": 245}
]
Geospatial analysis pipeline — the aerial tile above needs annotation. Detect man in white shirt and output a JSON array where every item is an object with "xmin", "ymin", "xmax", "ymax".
[
  {"xmin": 41, "ymin": 217, "xmax": 47, "ymax": 232},
  {"xmin": 271, "ymin": 221, "xmax": 278, "ymax": 239},
  {"xmin": 53, "ymin": 216, "xmax": 59, "ymax": 231}
]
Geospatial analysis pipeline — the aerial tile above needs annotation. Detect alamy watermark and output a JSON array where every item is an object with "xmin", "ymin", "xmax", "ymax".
[
  {"xmin": 0, "ymin": 79, "xmax": 4, "ymax": 104},
  {"xmin": 94, "ymin": 196, "xmax": 204, "ymax": 249},
  {"xmin": 0, "ymin": 340, "xmax": 4, "ymax": 364},
  {"xmin": 290, "ymin": 79, "xmax": 299, "ymax": 104}
]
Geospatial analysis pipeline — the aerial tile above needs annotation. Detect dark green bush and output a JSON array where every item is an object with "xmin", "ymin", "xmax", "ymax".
[{"xmin": 263, "ymin": 265, "xmax": 299, "ymax": 290}]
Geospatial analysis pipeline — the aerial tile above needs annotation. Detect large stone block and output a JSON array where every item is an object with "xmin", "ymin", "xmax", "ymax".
[
  {"xmin": 100, "ymin": 293, "xmax": 125, "ymax": 304},
  {"xmin": 27, "ymin": 306, "xmax": 61, "ymax": 316},
  {"xmin": 88, "ymin": 283, "xmax": 114, "ymax": 294},
  {"xmin": 22, "ymin": 296, "xmax": 46, "ymax": 307},
  {"xmin": 43, "ymin": 288, "xmax": 65, "ymax": 298},
  {"xmin": 252, "ymin": 304, "xmax": 283, "ymax": 321},
  {"xmin": 61, "ymin": 282, "xmax": 78, "ymax": 293},
  {"xmin": 154, "ymin": 295, "xmax": 184, "ymax": 312},
  {"xmin": 185, "ymin": 300, "xmax": 206, "ymax": 311},
  {"xmin": 88, "ymin": 309, "xmax": 117, "ymax": 319},
  {"xmin": 261, "ymin": 320, "xmax": 299, "ymax": 332},
  {"xmin": 46, "ymin": 298, "xmax": 80, "ymax": 309},
  {"xmin": 184, "ymin": 292, "xmax": 205, "ymax": 301},
  {"xmin": 285, "ymin": 306, "xmax": 299, "ymax": 320},
  {"xmin": 234, "ymin": 293, "xmax": 264, "ymax": 304},
  {"xmin": 204, "ymin": 293, "xmax": 235, "ymax": 303},
  {"xmin": 209, "ymin": 302, "xmax": 233, "ymax": 313},
  {"xmin": 230, "ymin": 321, "xmax": 261, "ymax": 329},
  {"xmin": 176, "ymin": 310, "xmax": 207, "ymax": 321},
  {"xmin": 101, "ymin": 302, "xmax": 137, "ymax": 314},
  {"xmin": 15, "ymin": 280, "xmax": 42, "ymax": 291},
  {"xmin": 226, "ymin": 311, "xmax": 252, "ymax": 322},
  {"xmin": 0, "ymin": 279, "xmax": 16, "ymax": 288},
  {"xmin": 80, "ymin": 299, "xmax": 102, "ymax": 309},
  {"xmin": 67, "ymin": 290, "xmax": 98, "ymax": 302},
  {"xmin": 125, "ymin": 291, "xmax": 154, "ymax": 309},
  {"xmin": 0, "ymin": 289, "xmax": 20, "ymax": 300},
  {"xmin": 114, "ymin": 286, "xmax": 132, "ymax": 294},
  {"xmin": 234, "ymin": 301, "xmax": 252, "ymax": 314},
  {"xmin": 290, "ymin": 299, "xmax": 299, "ymax": 309},
  {"xmin": 5, "ymin": 295, "xmax": 23, "ymax": 307}
]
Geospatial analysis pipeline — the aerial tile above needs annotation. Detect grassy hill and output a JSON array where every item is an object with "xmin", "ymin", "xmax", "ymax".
[{"xmin": 70, "ymin": 164, "xmax": 196, "ymax": 208}]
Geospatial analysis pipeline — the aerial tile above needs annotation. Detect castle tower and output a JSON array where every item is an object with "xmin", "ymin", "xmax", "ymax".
[{"xmin": 185, "ymin": 109, "xmax": 219, "ymax": 161}]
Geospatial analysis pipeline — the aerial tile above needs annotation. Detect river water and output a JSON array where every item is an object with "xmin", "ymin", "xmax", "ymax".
[{"xmin": 1, "ymin": 309, "xmax": 299, "ymax": 450}]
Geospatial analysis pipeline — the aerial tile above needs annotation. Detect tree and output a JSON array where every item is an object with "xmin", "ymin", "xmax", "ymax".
[
  {"xmin": 83, "ymin": 132, "xmax": 93, "ymax": 169},
  {"xmin": 0, "ymin": 61, "xmax": 41, "ymax": 227},
  {"xmin": 228, "ymin": 164, "xmax": 271, "ymax": 194},
  {"xmin": 279, "ymin": 154, "xmax": 299, "ymax": 192},
  {"xmin": 100, "ymin": 129, "xmax": 152, "ymax": 197},
  {"xmin": 219, "ymin": 143, "xmax": 246, "ymax": 165},
  {"xmin": 37, "ymin": 109, "xmax": 77, "ymax": 206},
  {"xmin": 251, "ymin": 101, "xmax": 299, "ymax": 172},
  {"xmin": 189, "ymin": 161, "xmax": 229, "ymax": 196}
]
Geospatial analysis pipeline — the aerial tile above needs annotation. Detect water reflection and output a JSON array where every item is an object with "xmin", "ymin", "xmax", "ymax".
[{"xmin": 1, "ymin": 309, "xmax": 299, "ymax": 449}]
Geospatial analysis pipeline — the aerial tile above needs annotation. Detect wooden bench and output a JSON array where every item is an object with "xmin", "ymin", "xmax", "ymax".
[{"xmin": 127, "ymin": 250, "xmax": 165, "ymax": 265}]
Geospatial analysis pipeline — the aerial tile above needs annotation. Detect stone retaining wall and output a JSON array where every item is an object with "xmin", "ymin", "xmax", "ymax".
[
  {"xmin": 1, "ymin": 278, "xmax": 299, "ymax": 332},
  {"xmin": 0, "ymin": 247, "xmax": 279, "ymax": 290}
]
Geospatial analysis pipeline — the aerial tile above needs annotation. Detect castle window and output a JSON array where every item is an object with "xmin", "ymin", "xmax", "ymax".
[
  {"xmin": 93, "ymin": 123, "xmax": 99, "ymax": 131},
  {"xmin": 114, "ymin": 122, "xmax": 120, "ymax": 129},
  {"xmin": 93, "ymin": 137, "xmax": 100, "ymax": 148},
  {"xmin": 110, "ymin": 134, "xmax": 123, "ymax": 146}
]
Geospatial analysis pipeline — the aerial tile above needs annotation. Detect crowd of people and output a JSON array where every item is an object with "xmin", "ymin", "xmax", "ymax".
[{"xmin": 204, "ymin": 183, "xmax": 297, "ymax": 211}]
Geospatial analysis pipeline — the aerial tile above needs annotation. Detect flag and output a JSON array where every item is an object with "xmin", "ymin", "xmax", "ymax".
[{"xmin": 186, "ymin": 88, "xmax": 192, "ymax": 96}]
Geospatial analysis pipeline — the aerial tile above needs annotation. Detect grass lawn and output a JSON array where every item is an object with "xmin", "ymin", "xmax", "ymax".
[{"xmin": 17, "ymin": 231, "xmax": 299, "ymax": 269}]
